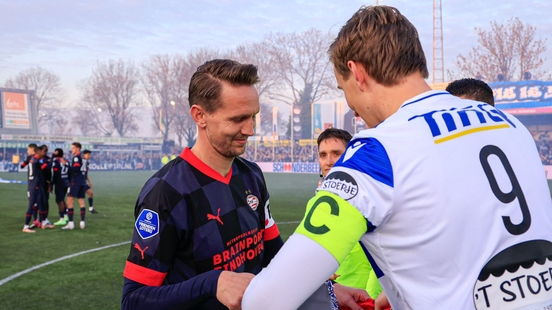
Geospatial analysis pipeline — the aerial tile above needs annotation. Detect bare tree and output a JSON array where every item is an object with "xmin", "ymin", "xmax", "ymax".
[
  {"xmin": 512, "ymin": 17, "xmax": 548, "ymax": 80},
  {"xmin": 171, "ymin": 48, "xmax": 222, "ymax": 148},
  {"xmin": 4, "ymin": 66, "xmax": 65, "ymax": 130},
  {"xmin": 78, "ymin": 59, "xmax": 140, "ymax": 137},
  {"xmin": 456, "ymin": 17, "xmax": 547, "ymax": 82},
  {"xmin": 230, "ymin": 42, "xmax": 281, "ymax": 99},
  {"xmin": 264, "ymin": 28, "xmax": 336, "ymax": 139},
  {"xmin": 229, "ymin": 41, "xmax": 288, "ymax": 137},
  {"xmin": 142, "ymin": 55, "xmax": 180, "ymax": 141},
  {"xmin": 73, "ymin": 105, "xmax": 114, "ymax": 136},
  {"xmin": 172, "ymin": 105, "xmax": 197, "ymax": 148},
  {"xmin": 41, "ymin": 107, "xmax": 70, "ymax": 135}
]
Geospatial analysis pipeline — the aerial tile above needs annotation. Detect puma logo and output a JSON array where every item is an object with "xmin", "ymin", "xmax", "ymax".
[
  {"xmin": 207, "ymin": 208, "xmax": 224, "ymax": 225},
  {"xmin": 134, "ymin": 243, "xmax": 149, "ymax": 260}
]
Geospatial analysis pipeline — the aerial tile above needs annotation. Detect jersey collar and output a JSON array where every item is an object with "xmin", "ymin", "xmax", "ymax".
[
  {"xmin": 180, "ymin": 147, "xmax": 233, "ymax": 185},
  {"xmin": 401, "ymin": 90, "xmax": 450, "ymax": 109}
]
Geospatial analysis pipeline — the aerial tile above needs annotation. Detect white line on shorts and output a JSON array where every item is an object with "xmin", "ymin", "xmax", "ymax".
[{"xmin": 0, "ymin": 241, "xmax": 131, "ymax": 286}]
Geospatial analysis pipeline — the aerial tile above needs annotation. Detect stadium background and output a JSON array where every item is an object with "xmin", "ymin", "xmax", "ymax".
[
  {"xmin": 1, "ymin": 80, "xmax": 552, "ymax": 178},
  {"xmin": 1, "ymin": 80, "xmax": 552, "ymax": 308}
]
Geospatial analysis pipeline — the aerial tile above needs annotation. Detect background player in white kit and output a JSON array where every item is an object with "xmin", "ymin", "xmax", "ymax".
[{"xmin": 242, "ymin": 5, "xmax": 552, "ymax": 310}]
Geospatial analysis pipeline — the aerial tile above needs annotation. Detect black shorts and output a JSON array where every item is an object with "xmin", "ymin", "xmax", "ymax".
[
  {"xmin": 28, "ymin": 189, "xmax": 46, "ymax": 211},
  {"xmin": 68, "ymin": 185, "xmax": 86, "ymax": 199},
  {"xmin": 55, "ymin": 185, "xmax": 68, "ymax": 202}
]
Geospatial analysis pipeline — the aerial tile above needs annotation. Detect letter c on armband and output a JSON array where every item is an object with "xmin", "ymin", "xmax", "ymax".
[{"xmin": 304, "ymin": 196, "xmax": 339, "ymax": 234}]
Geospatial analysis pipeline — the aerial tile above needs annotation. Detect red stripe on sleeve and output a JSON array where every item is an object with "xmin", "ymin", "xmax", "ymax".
[
  {"xmin": 41, "ymin": 164, "xmax": 48, "ymax": 170},
  {"xmin": 264, "ymin": 224, "xmax": 280, "ymax": 241},
  {"xmin": 73, "ymin": 163, "xmax": 81, "ymax": 167},
  {"xmin": 123, "ymin": 261, "xmax": 167, "ymax": 286}
]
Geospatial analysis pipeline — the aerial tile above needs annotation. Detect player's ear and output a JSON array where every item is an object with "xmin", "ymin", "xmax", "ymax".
[
  {"xmin": 348, "ymin": 61, "xmax": 367, "ymax": 92},
  {"xmin": 190, "ymin": 105, "xmax": 206, "ymax": 128}
]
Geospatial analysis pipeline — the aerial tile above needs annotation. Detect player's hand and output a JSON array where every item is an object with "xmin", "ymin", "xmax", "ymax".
[
  {"xmin": 374, "ymin": 291, "xmax": 390, "ymax": 310},
  {"xmin": 334, "ymin": 283, "xmax": 370, "ymax": 310},
  {"xmin": 216, "ymin": 271, "xmax": 254, "ymax": 310}
]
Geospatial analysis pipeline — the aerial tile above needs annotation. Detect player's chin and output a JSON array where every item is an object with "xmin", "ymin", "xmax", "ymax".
[{"xmin": 226, "ymin": 145, "xmax": 247, "ymax": 157}]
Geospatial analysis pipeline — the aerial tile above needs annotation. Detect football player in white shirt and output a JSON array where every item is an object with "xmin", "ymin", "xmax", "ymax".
[{"xmin": 242, "ymin": 5, "xmax": 552, "ymax": 310}]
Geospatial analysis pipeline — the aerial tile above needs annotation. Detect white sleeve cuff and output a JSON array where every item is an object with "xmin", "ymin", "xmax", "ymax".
[{"xmin": 242, "ymin": 233, "xmax": 339, "ymax": 310}]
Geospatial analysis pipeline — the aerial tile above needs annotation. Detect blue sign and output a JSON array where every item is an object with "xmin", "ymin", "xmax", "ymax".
[{"xmin": 491, "ymin": 81, "xmax": 552, "ymax": 110}]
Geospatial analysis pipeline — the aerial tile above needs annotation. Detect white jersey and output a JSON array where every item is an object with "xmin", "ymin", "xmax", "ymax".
[
  {"xmin": 323, "ymin": 91, "xmax": 552, "ymax": 309},
  {"xmin": 242, "ymin": 90, "xmax": 552, "ymax": 310}
]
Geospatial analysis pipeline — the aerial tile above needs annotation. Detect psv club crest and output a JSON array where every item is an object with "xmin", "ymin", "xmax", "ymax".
[{"xmin": 247, "ymin": 194, "xmax": 259, "ymax": 210}]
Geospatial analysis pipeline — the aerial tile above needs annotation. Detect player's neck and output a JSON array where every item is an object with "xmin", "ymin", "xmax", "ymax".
[
  {"xmin": 190, "ymin": 139, "xmax": 233, "ymax": 177},
  {"xmin": 375, "ymin": 72, "xmax": 432, "ymax": 120}
]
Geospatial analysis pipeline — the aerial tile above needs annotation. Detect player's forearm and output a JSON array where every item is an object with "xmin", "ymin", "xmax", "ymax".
[
  {"xmin": 262, "ymin": 235, "xmax": 284, "ymax": 267},
  {"xmin": 121, "ymin": 270, "xmax": 222, "ymax": 310},
  {"xmin": 242, "ymin": 233, "xmax": 339, "ymax": 310}
]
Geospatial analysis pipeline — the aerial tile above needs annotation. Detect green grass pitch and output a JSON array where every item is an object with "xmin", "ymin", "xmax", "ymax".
[
  {"xmin": 1, "ymin": 170, "xmax": 550, "ymax": 309},
  {"xmin": 0, "ymin": 170, "xmax": 318, "ymax": 309}
]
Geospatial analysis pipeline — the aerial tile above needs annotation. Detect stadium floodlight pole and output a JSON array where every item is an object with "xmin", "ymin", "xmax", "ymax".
[
  {"xmin": 311, "ymin": 101, "xmax": 314, "ymax": 160},
  {"xmin": 290, "ymin": 102, "xmax": 294, "ymax": 162}
]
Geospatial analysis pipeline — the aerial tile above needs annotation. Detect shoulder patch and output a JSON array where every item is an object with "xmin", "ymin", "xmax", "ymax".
[
  {"xmin": 135, "ymin": 209, "xmax": 160, "ymax": 239},
  {"xmin": 319, "ymin": 171, "xmax": 358, "ymax": 200}
]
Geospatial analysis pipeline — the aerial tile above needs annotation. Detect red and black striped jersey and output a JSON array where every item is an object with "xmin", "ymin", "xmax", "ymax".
[{"xmin": 122, "ymin": 147, "xmax": 283, "ymax": 309}]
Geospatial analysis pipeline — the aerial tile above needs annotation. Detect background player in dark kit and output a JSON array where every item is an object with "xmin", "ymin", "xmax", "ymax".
[
  {"xmin": 82, "ymin": 149, "xmax": 98, "ymax": 214},
  {"xmin": 63, "ymin": 142, "xmax": 87, "ymax": 230},
  {"xmin": 52, "ymin": 148, "xmax": 70, "ymax": 226},
  {"xmin": 21, "ymin": 143, "xmax": 40, "ymax": 227},
  {"xmin": 40, "ymin": 144, "xmax": 53, "ymax": 226},
  {"xmin": 22, "ymin": 146, "xmax": 53, "ymax": 232}
]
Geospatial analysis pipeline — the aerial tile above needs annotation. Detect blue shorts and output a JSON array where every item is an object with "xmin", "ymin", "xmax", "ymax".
[{"xmin": 68, "ymin": 185, "xmax": 86, "ymax": 199}]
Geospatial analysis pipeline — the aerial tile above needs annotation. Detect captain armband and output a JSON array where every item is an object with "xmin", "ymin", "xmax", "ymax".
[{"xmin": 295, "ymin": 191, "xmax": 367, "ymax": 263}]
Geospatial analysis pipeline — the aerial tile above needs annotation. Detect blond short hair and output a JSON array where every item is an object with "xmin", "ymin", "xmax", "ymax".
[{"xmin": 329, "ymin": 5, "xmax": 428, "ymax": 86}]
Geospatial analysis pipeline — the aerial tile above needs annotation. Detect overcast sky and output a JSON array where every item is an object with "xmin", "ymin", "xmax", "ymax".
[{"xmin": 1, "ymin": 0, "xmax": 551, "ymax": 105}]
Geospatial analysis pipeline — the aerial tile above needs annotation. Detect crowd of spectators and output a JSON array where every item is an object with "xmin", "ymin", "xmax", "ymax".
[
  {"xmin": 242, "ymin": 144, "xmax": 317, "ymax": 162},
  {"xmin": 534, "ymin": 130, "xmax": 552, "ymax": 165},
  {"xmin": 90, "ymin": 152, "xmax": 165, "ymax": 170},
  {"xmin": 2, "ymin": 133, "xmax": 552, "ymax": 171}
]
